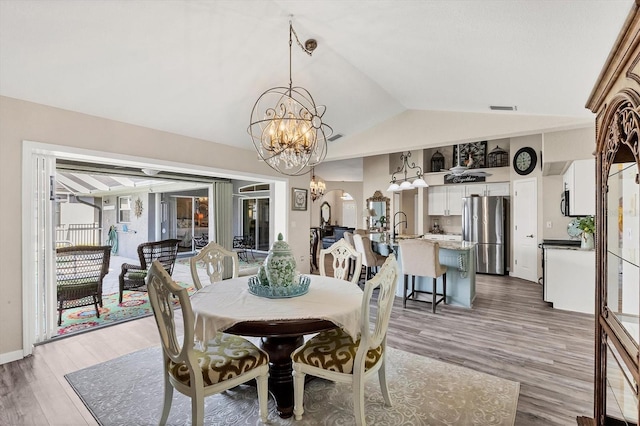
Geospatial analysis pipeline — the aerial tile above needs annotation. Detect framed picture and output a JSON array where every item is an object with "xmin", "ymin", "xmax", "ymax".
[
  {"xmin": 291, "ymin": 188, "xmax": 308, "ymax": 211},
  {"xmin": 453, "ymin": 141, "xmax": 487, "ymax": 169}
]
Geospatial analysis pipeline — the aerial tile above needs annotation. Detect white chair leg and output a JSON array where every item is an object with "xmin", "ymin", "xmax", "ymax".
[
  {"xmin": 192, "ymin": 389, "xmax": 205, "ymax": 426},
  {"xmin": 293, "ymin": 369, "xmax": 306, "ymax": 420},
  {"xmin": 159, "ymin": 374, "xmax": 173, "ymax": 425},
  {"xmin": 353, "ymin": 374, "xmax": 366, "ymax": 426},
  {"xmin": 256, "ymin": 372, "xmax": 269, "ymax": 423},
  {"xmin": 378, "ymin": 359, "xmax": 392, "ymax": 407}
]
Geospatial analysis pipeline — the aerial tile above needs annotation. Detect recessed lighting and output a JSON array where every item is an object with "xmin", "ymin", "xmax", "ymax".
[{"xmin": 489, "ymin": 105, "xmax": 518, "ymax": 111}]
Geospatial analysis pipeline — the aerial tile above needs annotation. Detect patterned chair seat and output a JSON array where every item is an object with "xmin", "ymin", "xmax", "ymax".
[
  {"xmin": 170, "ymin": 333, "xmax": 268, "ymax": 386},
  {"xmin": 292, "ymin": 328, "xmax": 382, "ymax": 374}
]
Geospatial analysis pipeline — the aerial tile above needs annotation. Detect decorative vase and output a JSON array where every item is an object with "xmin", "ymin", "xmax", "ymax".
[
  {"xmin": 264, "ymin": 233, "xmax": 297, "ymax": 287},
  {"xmin": 581, "ymin": 232, "xmax": 594, "ymax": 250}
]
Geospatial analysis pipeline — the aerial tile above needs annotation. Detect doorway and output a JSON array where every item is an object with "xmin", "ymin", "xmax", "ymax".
[
  {"xmin": 241, "ymin": 198, "xmax": 270, "ymax": 251},
  {"xmin": 512, "ymin": 178, "xmax": 538, "ymax": 282}
]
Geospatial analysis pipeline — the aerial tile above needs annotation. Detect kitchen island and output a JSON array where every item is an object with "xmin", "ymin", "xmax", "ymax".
[{"xmin": 392, "ymin": 238, "xmax": 477, "ymax": 308}]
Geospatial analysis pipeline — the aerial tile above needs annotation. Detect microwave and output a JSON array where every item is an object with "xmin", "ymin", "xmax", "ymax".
[{"xmin": 560, "ymin": 190, "xmax": 570, "ymax": 216}]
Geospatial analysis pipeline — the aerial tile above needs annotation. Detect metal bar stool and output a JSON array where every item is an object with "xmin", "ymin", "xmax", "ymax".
[{"xmin": 398, "ymin": 238, "xmax": 447, "ymax": 313}]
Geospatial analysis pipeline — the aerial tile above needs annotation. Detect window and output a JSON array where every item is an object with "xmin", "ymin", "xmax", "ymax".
[{"xmin": 118, "ymin": 196, "xmax": 131, "ymax": 223}]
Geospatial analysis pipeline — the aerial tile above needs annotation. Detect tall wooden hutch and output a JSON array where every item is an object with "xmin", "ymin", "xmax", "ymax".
[{"xmin": 585, "ymin": 2, "xmax": 640, "ymax": 424}]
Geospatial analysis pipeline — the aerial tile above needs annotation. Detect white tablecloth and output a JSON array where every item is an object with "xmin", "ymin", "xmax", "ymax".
[{"xmin": 190, "ymin": 275, "xmax": 363, "ymax": 342}]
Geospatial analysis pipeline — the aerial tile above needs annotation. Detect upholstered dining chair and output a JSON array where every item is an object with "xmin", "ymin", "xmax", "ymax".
[
  {"xmin": 146, "ymin": 261, "xmax": 270, "ymax": 426},
  {"xmin": 353, "ymin": 234, "xmax": 386, "ymax": 280},
  {"xmin": 398, "ymin": 238, "xmax": 447, "ymax": 313},
  {"xmin": 189, "ymin": 241, "xmax": 239, "ymax": 290},
  {"xmin": 55, "ymin": 245, "xmax": 111, "ymax": 326},
  {"xmin": 118, "ymin": 238, "xmax": 180, "ymax": 303},
  {"xmin": 292, "ymin": 255, "xmax": 399, "ymax": 426},
  {"xmin": 319, "ymin": 238, "xmax": 363, "ymax": 285}
]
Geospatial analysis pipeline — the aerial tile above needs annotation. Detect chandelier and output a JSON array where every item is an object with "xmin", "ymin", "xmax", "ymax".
[
  {"xmin": 248, "ymin": 20, "xmax": 332, "ymax": 176},
  {"xmin": 386, "ymin": 151, "xmax": 428, "ymax": 192},
  {"xmin": 309, "ymin": 167, "xmax": 326, "ymax": 201}
]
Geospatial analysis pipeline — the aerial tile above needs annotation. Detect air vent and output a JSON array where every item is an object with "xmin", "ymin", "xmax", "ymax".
[
  {"xmin": 328, "ymin": 133, "xmax": 343, "ymax": 142},
  {"xmin": 490, "ymin": 105, "xmax": 518, "ymax": 111}
]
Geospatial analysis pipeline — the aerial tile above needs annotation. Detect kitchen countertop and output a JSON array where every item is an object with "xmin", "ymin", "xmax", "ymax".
[
  {"xmin": 543, "ymin": 245, "xmax": 593, "ymax": 251},
  {"xmin": 391, "ymin": 238, "xmax": 475, "ymax": 251}
]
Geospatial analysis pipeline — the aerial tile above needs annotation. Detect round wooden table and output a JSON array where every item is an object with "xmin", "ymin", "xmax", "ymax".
[{"xmin": 190, "ymin": 275, "xmax": 363, "ymax": 418}]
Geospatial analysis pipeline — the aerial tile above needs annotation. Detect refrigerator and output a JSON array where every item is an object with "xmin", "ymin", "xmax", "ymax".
[{"xmin": 462, "ymin": 196, "xmax": 509, "ymax": 275}]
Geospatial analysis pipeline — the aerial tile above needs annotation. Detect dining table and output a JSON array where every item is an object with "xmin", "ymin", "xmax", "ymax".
[{"xmin": 189, "ymin": 274, "xmax": 364, "ymax": 418}]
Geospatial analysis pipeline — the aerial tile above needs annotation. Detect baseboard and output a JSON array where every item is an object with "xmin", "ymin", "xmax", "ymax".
[{"xmin": 0, "ymin": 349, "xmax": 25, "ymax": 365}]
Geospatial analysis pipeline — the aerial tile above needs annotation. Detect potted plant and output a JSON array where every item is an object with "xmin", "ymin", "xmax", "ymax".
[
  {"xmin": 378, "ymin": 215, "xmax": 387, "ymax": 230},
  {"xmin": 577, "ymin": 215, "xmax": 595, "ymax": 249}
]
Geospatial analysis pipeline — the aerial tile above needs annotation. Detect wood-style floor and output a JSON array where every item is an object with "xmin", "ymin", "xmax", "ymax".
[{"xmin": 0, "ymin": 272, "xmax": 593, "ymax": 425}]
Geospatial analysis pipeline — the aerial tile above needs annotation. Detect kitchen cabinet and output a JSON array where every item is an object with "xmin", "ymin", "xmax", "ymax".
[
  {"xmin": 427, "ymin": 185, "xmax": 464, "ymax": 216},
  {"xmin": 464, "ymin": 182, "xmax": 510, "ymax": 197},
  {"xmin": 423, "ymin": 233, "xmax": 461, "ymax": 241},
  {"xmin": 562, "ymin": 159, "xmax": 595, "ymax": 216},
  {"xmin": 544, "ymin": 247, "xmax": 595, "ymax": 314}
]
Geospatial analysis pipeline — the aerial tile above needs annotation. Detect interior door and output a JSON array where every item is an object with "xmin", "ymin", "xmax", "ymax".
[{"xmin": 512, "ymin": 178, "xmax": 538, "ymax": 282}]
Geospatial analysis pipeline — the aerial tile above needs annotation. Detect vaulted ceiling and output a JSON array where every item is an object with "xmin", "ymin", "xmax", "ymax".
[{"xmin": 0, "ymin": 0, "xmax": 633, "ymax": 181}]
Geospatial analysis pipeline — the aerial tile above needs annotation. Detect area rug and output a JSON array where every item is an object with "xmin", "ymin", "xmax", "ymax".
[
  {"xmin": 56, "ymin": 284, "xmax": 196, "ymax": 336},
  {"xmin": 65, "ymin": 345, "xmax": 519, "ymax": 425}
]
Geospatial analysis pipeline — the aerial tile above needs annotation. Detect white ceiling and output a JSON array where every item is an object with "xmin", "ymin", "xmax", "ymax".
[{"xmin": 0, "ymin": 0, "xmax": 633, "ymax": 180}]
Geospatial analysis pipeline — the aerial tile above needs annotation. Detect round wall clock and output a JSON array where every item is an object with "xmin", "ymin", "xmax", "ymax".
[{"xmin": 513, "ymin": 147, "xmax": 537, "ymax": 175}]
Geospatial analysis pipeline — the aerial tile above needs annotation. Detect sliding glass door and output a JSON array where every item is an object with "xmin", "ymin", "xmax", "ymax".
[{"xmin": 242, "ymin": 198, "xmax": 269, "ymax": 251}]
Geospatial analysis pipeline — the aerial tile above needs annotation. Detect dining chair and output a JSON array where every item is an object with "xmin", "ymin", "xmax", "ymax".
[
  {"xmin": 118, "ymin": 238, "xmax": 180, "ymax": 303},
  {"xmin": 399, "ymin": 238, "xmax": 447, "ymax": 313},
  {"xmin": 292, "ymin": 255, "xmax": 399, "ymax": 426},
  {"xmin": 189, "ymin": 241, "xmax": 239, "ymax": 290},
  {"xmin": 319, "ymin": 238, "xmax": 362, "ymax": 285},
  {"xmin": 353, "ymin": 234, "xmax": 386, "ymax": 280},
  {"xmin": 146, "ymin": 261, "xmax": 270, "ymax": 426},
  {"xmin": 55, "ymin": 245, "xmax": 111, "ymax": 326}
]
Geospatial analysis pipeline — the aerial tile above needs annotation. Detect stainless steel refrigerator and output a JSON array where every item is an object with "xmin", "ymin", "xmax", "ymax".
[{"xmin": 462, "ymin": 195, "xmax": 509, "ymax": 275}]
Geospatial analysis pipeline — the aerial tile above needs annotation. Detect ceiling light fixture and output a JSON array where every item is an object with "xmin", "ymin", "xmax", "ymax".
[
  {"xmin": 141, "ymin": 168, "xmax": 160, "ymax": 176},
  {"xmin": 248, "ymin": 19, "xmax": 332, "ymax": 176},
  {"xmin": 386, "ymin": 151, "xmax": 428, "ymax": 192},
  {"xmin": 309, "ymin": 167, "xmax": 326, "ymax": 202}
]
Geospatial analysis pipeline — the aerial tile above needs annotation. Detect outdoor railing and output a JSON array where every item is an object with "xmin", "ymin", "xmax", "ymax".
[{"xmin": 56, "ymin": 223, "xmax": 102, "ymax": 246}]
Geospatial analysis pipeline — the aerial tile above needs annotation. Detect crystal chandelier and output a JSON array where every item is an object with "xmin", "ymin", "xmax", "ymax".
[
  {"xmin": 386, "ymin": 151, "xmax": 428, "ymax": 192},
  {"xmin": 248, "ymin": 21, "xmax": 332, "ymax": 176},
  {"xmin": 309, "ymin": 167, "xmax": 326, "ymax": 201}
]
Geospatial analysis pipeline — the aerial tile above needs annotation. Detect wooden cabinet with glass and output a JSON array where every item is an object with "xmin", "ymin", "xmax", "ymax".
[{"xmin": 584, "ymin": 4, "xmax": 640, "ymax": 425}]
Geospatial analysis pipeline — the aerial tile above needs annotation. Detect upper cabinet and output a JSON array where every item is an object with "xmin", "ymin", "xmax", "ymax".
[
  {"xmin": 464, "ymin": 182, "xmax": 510, "ymax": 197},
  {"xmin": 563, "ymin": 159, "xmax": 595, "ymax": 216},
  {"xmin": 428, "ymin": 185, "xmax": 465, "ymax": 216}
]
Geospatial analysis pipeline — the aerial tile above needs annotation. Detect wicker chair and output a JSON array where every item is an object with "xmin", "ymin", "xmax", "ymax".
[
  {"xmin": 55, "ymin": 245, "xmax": 111, "ymax": 326},
  {"xmin": 118, "ymin": 239, "xmax": 180, "ymax": 303}
]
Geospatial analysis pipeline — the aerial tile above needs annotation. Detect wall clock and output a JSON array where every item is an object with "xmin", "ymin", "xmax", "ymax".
[{"xmin": 513, "ymin": 147, "xmax": 537, "ymax": 175}]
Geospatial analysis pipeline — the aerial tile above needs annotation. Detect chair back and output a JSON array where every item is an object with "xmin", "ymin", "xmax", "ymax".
[
  {"xmin": 353, "ymin": 234, "xmax": 377, "ymax": 267},
  {"xmin": 358, "ymin": 255, "xmax": 398, "ymax": 355},
  {"xmin": 354, "ymin": 229, "xmax": 367, "ymax": 236},
  {"xmin": 189, "ymin": 241, "xmax": 239, "ymax": 289},
  {"xmin": 147, "ymin": 261, "xmax": 201, "ymax": 386},
  {"xmin": 138, "ymin": 239, "xmax": 181, "ymax": 273},
  {"xmin": 319, "ymin": 239, "xmax": 363, "ymax": 285},
  {"xmin": 56, "ymin": 245, "xmax": 111, "ymax": 290},
  {"xmin": 343, "ymin": 231, "xmax": 355, "ymax": 248},
  {"xmin": 399, "ymin": 238, "xmax": 446, "ymax": 278}
]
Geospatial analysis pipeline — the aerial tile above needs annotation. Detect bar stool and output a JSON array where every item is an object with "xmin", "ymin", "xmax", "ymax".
[{"xmin": 398, "ymin": 238, "xmax": 447, "ymax": 313}]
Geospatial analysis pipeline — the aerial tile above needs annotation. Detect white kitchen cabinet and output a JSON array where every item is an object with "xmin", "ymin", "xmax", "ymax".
[
  {"xmin": 563, "ymin": 159, "xmax": 595, "ymax": 216},
  {"xmin": 544, "ymin": 248, "xmax": 595, "ymax": 314},
  {"xmin": 442, "ymin": 234, "xmax": 462, "ymax": 241},
  {"xmin": 423, "ymin": 233, "xmax": 444, "ymax": 240},
  {"xmin": 464, "ymin": 182, "xmax": 510, "ymax": 197},
  {"xmin": 428, "ymin": 185, "xmax": 464, "ymax": 216}
]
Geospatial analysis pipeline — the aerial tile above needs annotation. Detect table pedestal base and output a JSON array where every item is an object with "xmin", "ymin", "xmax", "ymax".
[{"xmin": 260, "ymin": 335, "xmax": 304, "ymax": 419}]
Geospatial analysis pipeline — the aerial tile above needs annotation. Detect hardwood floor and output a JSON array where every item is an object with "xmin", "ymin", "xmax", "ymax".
[{"xmin": 0, "ymin": 273, "xmax": 593, "ymax": 425}]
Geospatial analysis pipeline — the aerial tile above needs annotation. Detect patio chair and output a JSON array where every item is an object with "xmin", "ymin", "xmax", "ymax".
[
  {"xmin": 118, "ymin": 239, "xmax": 180, "ymax": 303},
  {"xmin": 56, "ymin": 245, "xmax": 111, "ymax": 326}
]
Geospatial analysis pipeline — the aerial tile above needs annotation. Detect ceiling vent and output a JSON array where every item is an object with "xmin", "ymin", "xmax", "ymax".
[
  {"xmin": 490, "ymin": 105, "xmax": 517, "ymax": 111},
  {"xmin": 328, "ymin": 133, "xmax": 343, "ymax": 142}
]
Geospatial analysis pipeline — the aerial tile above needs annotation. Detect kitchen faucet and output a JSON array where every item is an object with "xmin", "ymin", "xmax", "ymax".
[{"xmin": 392, "ymin": 211, "xmax": 408, "ymax": 241}]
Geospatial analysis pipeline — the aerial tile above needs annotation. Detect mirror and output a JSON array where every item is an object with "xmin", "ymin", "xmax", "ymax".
[
  {"xmin": 606, "ymin": 162, "xmax": 639, "ymax": 346},
  {"xmin": 366, "ymin": 190, "xmax": 390, "ymax": 230},
  {"xmin": 320, "ymin": 201, "xmax": 331, "ymax": 226}
]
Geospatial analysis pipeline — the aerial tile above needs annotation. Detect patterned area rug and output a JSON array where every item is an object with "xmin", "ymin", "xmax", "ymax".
[
  {"xmin": 65, "ymin": 345, "xmax": 519, "ymax": 425},
  {"xmin": 57, "ymin": 284, "xmax": 195, "ymax": 336}
]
